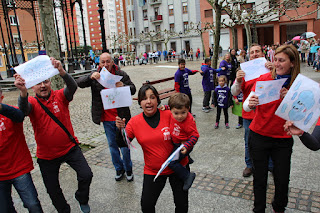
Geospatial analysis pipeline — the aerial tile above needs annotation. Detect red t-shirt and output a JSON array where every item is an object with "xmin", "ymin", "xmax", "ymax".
[
  {"xmin": 241, "ymin": 78, "xmax": 257, "ymax": 120},
  {"xmin": 316, "ymin": 117, "xmax": 320, "ymax": 126},
  {"xmin": 126, "ymin": 110, "xmax": 188, "ymax": 175},
  {"xmin": 170, "ymin": 112, "xmax": 199, "ymax": 152},
  {"xmin": 28, "ymin": 89, "xmax": 78, "ymax": 160},
  {"xmin": 100, "ymin": 65, "xmax": 118, "ymax": 121},
  {"xmin": 0, "ymin": 106, "xmax": 33, "ymax": 181},
  {"xmin": 249, "ymin": 72, "xmax": 292, "ymax": 138}
]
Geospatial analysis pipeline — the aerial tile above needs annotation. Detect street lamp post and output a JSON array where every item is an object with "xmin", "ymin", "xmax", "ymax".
[
  {"xmin": 78, "ymin": 0, "xmax": 91, "ymax": 70},
  {"xmin": 98, "ymin": 0, "xmax": 107, "ymax": 53},
  {"xmin": 179, "ymin": 31, "xmax": 183, "ymax": 55}
]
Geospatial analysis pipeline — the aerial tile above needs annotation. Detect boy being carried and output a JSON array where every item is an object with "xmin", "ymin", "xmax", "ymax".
[{"xmin": 167, "ymin": 93, "xmax": 199, "ymax": 191}]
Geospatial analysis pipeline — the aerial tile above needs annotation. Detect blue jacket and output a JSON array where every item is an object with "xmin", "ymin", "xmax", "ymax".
[
  {"xmin": 174, "ymin": 68, "xmax": 197, "ymax": 94},
  {"xmin": 201, "ymin": 63, "xmax": 221, "ymax": 92}
]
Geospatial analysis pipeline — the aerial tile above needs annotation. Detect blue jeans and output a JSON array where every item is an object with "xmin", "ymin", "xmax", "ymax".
[
  {"xmin": 0, "ymin": 173, "xmax": 43, "ymax": 213},
  {"xmin": 103, "ymin": 121, "xmax": 132, "ymax": 172},
  {"xmin": 243, "ymin": 119, "xmax": 273, "ymax": 170},
  {"xmin": 243, "ymin": 119, "xmax": 253, "ymax": 168}
]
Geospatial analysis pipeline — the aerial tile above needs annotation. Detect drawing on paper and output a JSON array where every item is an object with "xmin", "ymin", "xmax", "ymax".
[
  {"xmin": 275, "ymin": 74, "xmax": 320, "ymax": 132},
  {"xmin": 105, "ymin": 90, "xmax": 120, "ymax": 105},
  {"xmin": 280, "ymin": 80, "xmax": 315, "ymax": 125},
  {"xmin": 255, "ymin": 78, "xmax": 287, "ymax": 105}
]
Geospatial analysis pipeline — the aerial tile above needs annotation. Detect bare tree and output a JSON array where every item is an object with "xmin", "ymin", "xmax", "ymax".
[
  {"xmin": 189, "ymin": 21, "xmax": 215, "ymax": 59},
  {"xmin": 38, "ymin": 0, "xmax": 64, "ymax": 90},
  {"xmin": 162, "ymin": 29, "xmax": 178, "ymax": 51},
  {"xmin": 207, "ymin": 0, "xmax": 225, "ymax": 68}
]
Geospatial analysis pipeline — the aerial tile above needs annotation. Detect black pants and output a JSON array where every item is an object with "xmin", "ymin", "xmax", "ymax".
[
  {"xmin": 141, "ymin": 174, "xmax": 188, "ymax": 213},
  {"xmin": 168, "ymin": 144, "xmax": 190, "ymax": 181},
  {"xmin": 216, "ymin": 107, "xmax": 228, "ymax": 124},
  {"xmin": 37, "ymin": 146, "xmax": 93, "ymax": 213},
  {"xmin": 203, "ymin": 91, "xmax": 213, "ymax": 107},
  {"xmin": 249, "ymin": 131, "xmax": 293, "ymax": 213},
  {"xmin": 238, "ymin": 116, "xmax": 243, "ymax": 125}
]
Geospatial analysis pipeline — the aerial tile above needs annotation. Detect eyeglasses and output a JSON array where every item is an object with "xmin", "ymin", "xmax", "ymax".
[{"xmin": 36, "ymin": 80, "xmax": 50, "ymax": 85}]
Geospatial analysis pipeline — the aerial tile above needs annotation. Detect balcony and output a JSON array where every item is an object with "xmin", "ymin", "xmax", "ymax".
[
  {"xmin": 149, "ymin": 0, "xmax": 162, "ymax": 5},
  {"xmin": 150, "ymin": 15, "xmax": 163, "ymax": 23}
]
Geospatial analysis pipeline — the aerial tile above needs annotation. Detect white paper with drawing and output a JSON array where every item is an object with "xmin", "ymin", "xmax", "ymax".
[
  {"xmin": 255, "ymin": 78, "xmax": 287, "ymax": 105},
  {"xmin": 240, "ymin": 57, "xmax": 270, "ymax": 81},
  {"xmin": 97, "ymin": 67, "xmax": 123, "ymax": 88},
  {"xmin": 100, "ymin": 86, "xmax": 132, "ymax": 110},
  {"xmin": 154, "ymin": 144, "xmax": 184, "ymax": 182},
  {"xmin": 275, "ymin": 74, "xmax": 320, "ymax": 132},
  {"xmin": 14, "ymin": 55, "xmax": 59, "ymax": 89}
]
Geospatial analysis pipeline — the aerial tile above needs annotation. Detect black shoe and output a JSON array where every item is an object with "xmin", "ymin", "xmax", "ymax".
[
  {"xmin": 126, "ymin": 171, "xmax": 134, "ymax": 182},
  {"xmin": 115, "ymin": 170, "xmax": 125, "ymax": 181},
  {"xmin": 188, "ymin": 156, "xmax": 194, "ymax": 164},
  {"xmin": 183, "ymin": 172, "xmax": 196, "ymax": 191}
]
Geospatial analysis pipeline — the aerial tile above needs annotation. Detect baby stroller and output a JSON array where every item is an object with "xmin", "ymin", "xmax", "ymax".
[{"xmin": 139, "ymin": 56, "xmax": 147, "ymax": 65}]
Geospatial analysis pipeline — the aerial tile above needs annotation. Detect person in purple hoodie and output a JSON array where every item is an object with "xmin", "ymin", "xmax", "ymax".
[
  {"xmin": 219, "ymin": 52, "xmax": 232, "ymax": 84},
  {"xmin": 213, "ymin": 75, "xmax": 233, "ymax": 129},
  {"xmin": 200, "ymin": 58, "xmax": 224, "ymax": 113},
  {"xmin": 174, "ymin": 58, "xmax": 199, "ymax": 113}
]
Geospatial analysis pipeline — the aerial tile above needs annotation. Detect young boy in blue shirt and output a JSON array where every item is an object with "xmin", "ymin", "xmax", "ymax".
[
  {"xmin": 200, "ymin": 58, "xmax": 223, "ymax": 113},
  {"xmin": 174, "ymin": 58, "xmax": 199, "ymax": 113}
]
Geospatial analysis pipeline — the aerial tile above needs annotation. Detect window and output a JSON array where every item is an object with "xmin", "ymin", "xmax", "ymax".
[
  {"xmin": 13, "ymin": 34, "xmax": 19, "ymax": 43},
  {"xmin": 132, "ymin": 11, "xmax": 134, "ymax": 21},
  {"xmin": 130, "ymin": 28, "xmax": 133, "ymax": 36},
  {"xmin": 154, "ymin": 7, "xmax": 159, "ymax": 17},
  {"xmin": 143, "ymin": 9, "xmax": 148, "ymax": 20},
  {"xmin": 168, "ymin": 5, "xmax": 174, "ymax": 16},
  {"xmin": 182, "ymin": 2, "xmax": 188, "ymax": 14},
  {"xmin": 155, "ymin": 25, "xmax": 160, "ymax": 32},
  {"xmin": 144, "ymin": 27, "xmax": 149, "ymax": 33},
  {"xmin": 129, "ymin": 11, "xmax": 132, "ymax": 22},
  {"xmin": 9, "ymin": 15, "xmax": 18, "ymax": 25},
  {"xmin": 170, "ymin": 23, "xmax": 174, "ymax": 33},
  {"xmin": 183, "ymin": 21, "xmax": 189, "ymax": 32},
  {"xmin": 204, "ymin": 9, "xmax": 213, "ymax": 17},
  {"xmin": 283, "ymin": 0, "xmax": 298, "ymax": 9}
]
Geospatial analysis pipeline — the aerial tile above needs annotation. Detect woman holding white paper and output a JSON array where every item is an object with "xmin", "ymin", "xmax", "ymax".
[
  {"xmin": 116, "ymin": 84, "xmax": 189, "ymax": 213},
  {"xmin": 243, "ymin": 45, "xmax": 300, "ymax": 213}
]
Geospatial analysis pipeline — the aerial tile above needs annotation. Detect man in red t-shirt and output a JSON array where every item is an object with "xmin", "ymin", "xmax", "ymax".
[
  {"xmin": 0, "ymin": 88, "xmax": 43, "ymax": 212},
  {"xmin": 231, "ymin": 44, "xmax": 274, "ymax": 177},
  {"xmin": 77, "ymin": 52, "xmax": 136, "ymax": 182},
  {"xmin": 15, "ymin": 58, "xmax": 93, "ymax": 213}
]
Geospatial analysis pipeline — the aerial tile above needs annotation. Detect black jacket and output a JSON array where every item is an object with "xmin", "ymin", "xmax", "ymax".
[{"xmin": 76, "ymin": 65, "xmax": 136, "ymax": 125}]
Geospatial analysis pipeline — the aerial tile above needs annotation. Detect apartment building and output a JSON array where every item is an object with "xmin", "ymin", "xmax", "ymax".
[{"xmin": 127, "ymin": 0, "xmax": 202, "ymax": 55}]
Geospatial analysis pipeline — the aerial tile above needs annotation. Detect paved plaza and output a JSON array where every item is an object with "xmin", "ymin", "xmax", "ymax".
[{"xmin": 2, "ymin": 59, "xmax": 320, "ymax": 212}]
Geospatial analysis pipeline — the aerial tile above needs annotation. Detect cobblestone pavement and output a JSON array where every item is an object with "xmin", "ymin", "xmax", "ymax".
[{"xmin": 3, "ymin": 59, "xmax": 320, "ymax": 212}]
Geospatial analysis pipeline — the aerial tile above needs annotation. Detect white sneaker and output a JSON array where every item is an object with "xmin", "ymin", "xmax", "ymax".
[{"xmin": 202, "ymin": 107, "xmax": 209, "ymax": 113}]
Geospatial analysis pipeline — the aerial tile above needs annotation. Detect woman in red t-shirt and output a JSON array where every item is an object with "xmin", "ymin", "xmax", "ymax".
[
  {"xmin": 116, "ymin": 85, "xmax": 188, "ymax": 212},
  {"xmin": 243, "ymin": 45, "xmax": 300, "ymax": 213}
]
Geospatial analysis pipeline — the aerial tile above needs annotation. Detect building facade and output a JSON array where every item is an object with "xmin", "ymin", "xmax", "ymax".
[
  {"xmin": 200, "ymin": 0, "xmax": 320, "ymax": 52},
  {"xmin": 127, "ymin": 0, "xmax": 203, "ymax": 56}
]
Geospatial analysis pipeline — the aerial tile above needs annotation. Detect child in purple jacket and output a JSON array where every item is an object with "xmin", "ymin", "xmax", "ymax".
[
  {"xmin": 200, "ymin": 58, "xmax": 223, "ymax": 113},
  {"xmin": 213, "ymin": 75, "xmax": 233, "ymax": 129},
  {"xmin": 174, "ymin": 58, "xmax": 199, "ymax": 113}
]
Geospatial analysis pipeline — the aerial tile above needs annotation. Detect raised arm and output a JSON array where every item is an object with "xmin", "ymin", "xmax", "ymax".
[
  {"xmin": 231, "ymin": 70, "xmax": 245, "ymax": 96},
  {"xmin": 14, "ymin": 74, "xmax": 32, "ymax": 115},
  {"xmin": 0, "ymin": 103, "xmax": 24, "ymax": 123},
  {"xmin": 50, "ymin": 58, "xmax": 78, "ymax": 102}
]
